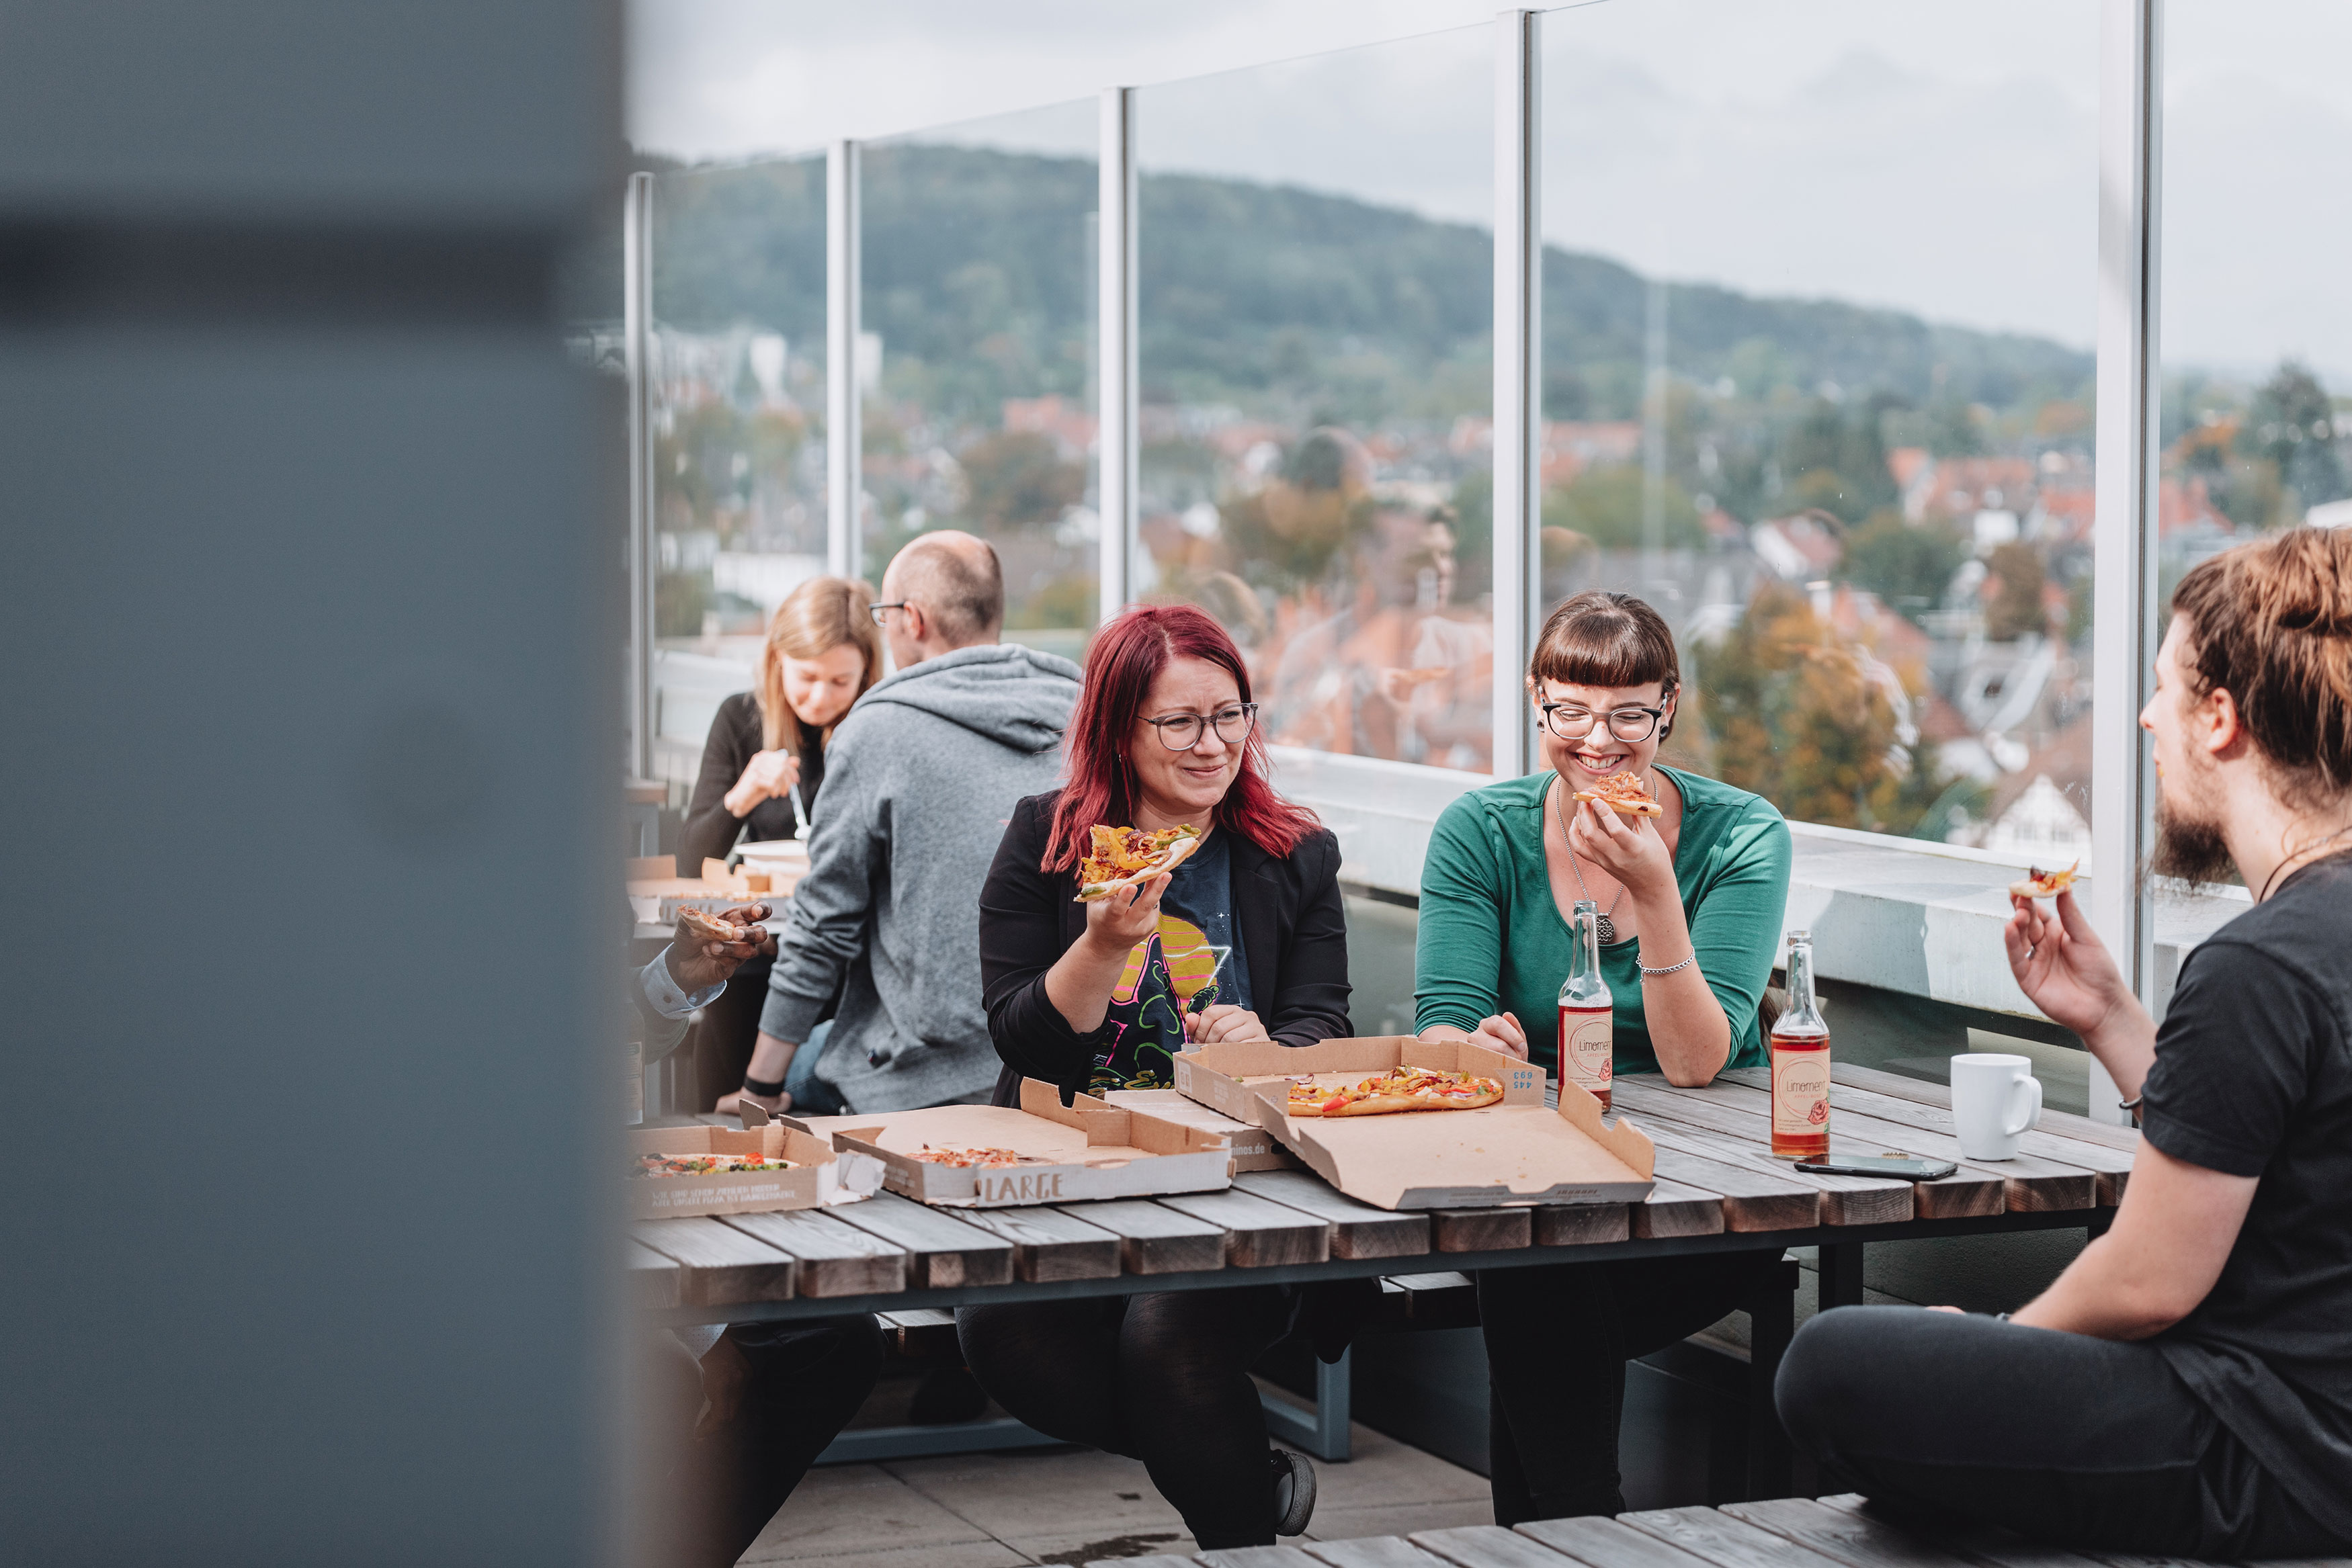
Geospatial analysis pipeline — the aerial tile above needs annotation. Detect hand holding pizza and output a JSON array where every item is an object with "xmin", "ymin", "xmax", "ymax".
[
  {"xmin": 1570, "ymin": 789, "xmax": 1675, "ymax": 898},
  {"xmin": 667, "ymin": 902, "xmax": 775, "ymax": 992},
  {"xmin": 2003, "ymin": 887, "xmax": 2134, "ymax": 1042},
  {"xmin": 1081, "ymin": 869, "xmax": 1171, "ymax": 958}
]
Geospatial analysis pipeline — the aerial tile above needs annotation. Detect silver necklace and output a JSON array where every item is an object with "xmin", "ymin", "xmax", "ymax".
[{"xmin": 1556, "ymin": 778, "xmax": 1625, "ymax": 944}]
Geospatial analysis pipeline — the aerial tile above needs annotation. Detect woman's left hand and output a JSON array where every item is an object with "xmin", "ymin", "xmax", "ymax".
[
  {"xmin": 1570, "ymin": 794, "xmax": 1675, "ymax": 896},
  {"xmin": 1185, "ymin": 1004, "xmax": 1271, "ymax": 1044}
]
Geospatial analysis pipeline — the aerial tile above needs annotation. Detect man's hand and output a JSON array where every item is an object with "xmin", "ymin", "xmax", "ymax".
[
  {"xmin": 2003, "ymin": 888, "xmax": 2136, "ymax": 1043},
  {"xmin": 1185, "ymin": 1004, "xmax": 1271, "ymax": 1044},
  {"xmin": 665, "ymin": 902, "xmax": 775, "ymax": 994}
]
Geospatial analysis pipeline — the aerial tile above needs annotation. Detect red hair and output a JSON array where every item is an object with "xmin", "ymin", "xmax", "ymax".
[{"xmin": 1046, "ymin": 605, "xmax": 1322, "ymax": 874}]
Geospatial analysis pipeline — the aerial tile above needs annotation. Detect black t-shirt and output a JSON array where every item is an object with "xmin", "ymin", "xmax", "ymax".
[
  {"xmin": 1085, "ymin": 828, "xmax": 1255, "ymax": 1094},
  {"xmin": 2142, "ymin": 853, "xmax": 2352, "ymax": 1537}
]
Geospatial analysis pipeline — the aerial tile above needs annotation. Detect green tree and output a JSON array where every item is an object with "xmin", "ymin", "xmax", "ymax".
[
  {"xmin": 1781, "ymin": 397, "xmax": 1899, "ymax": 524},
  {"xmin": 1840, "ymin": 511, "xmax": 1968, "ymax": 621},
  {"xmin": 1541, "ymin": 465, "xmax": 1704, "ymax": 551},
  {"xmin": 1983, "ymin": 541, "xmax": 2049, "ymax": 642},
  {"xmin": 2242, "ymin": 359, "xmax": 2345, "ymax": 518},
  {"xmin": 1688, "ymin": 578, "xmax": 1957, "ymax": 834},
  {"xmin": 956, "ymin": 430, "xmax": 1085, "ymax": 531}
]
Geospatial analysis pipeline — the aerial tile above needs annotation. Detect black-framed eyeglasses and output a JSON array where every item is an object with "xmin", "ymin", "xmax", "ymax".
[
  {"xmin": 1143, "ymin": 703, "xmax": 1257, "ymax": 751},
  {"xmin": 1538, "ymin": 701, "xmax": 1665, "ymax": 742},
  {"xmin": 867, "ymin": 601, "xmax": 911, "ymax": 626}
]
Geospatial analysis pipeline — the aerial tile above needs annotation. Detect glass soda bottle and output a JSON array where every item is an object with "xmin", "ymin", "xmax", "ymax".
[
  {"xmin": 1558, "ymin": 898, "xmax": 1613, "ymax": 1112},
  {"xmin": 1770, "ymin": 928, "xmax": 1831, "ymax": 1159}
]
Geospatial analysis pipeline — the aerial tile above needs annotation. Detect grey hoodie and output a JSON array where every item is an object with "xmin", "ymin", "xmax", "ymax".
[{"xmin": 759, "ymin": 642, "xmax": 1082, "ymax": 1111}]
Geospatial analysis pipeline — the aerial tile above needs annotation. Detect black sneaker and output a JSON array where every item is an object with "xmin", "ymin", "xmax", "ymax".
[{"xmin": 1270, "ymin": 1446, "xmax": 1316, "ymax": 1536}]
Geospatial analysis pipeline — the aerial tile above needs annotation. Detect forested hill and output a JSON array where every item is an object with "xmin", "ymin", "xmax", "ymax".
[{"xmin": 626, "ymin": 143, "xmax": 2092, "ymax": 422}]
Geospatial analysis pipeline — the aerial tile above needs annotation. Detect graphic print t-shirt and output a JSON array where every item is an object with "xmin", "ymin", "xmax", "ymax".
[{"xmin": 1087, "ymin": 828, "xmax": 1254, "ymax": 1093}]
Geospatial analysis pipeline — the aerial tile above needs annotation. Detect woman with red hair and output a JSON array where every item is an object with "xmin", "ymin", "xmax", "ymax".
[{"xmin": 964, "ymin": 603, "xmax": 1351, "ymax": 1547}]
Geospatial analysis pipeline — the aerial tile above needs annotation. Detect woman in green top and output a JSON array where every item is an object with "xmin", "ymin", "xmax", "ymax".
[{"xmin": 1416, "ymin": 591, "xmax": 1792, "ymax": 1523}]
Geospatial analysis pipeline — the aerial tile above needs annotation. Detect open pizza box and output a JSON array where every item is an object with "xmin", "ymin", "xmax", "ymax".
[
  {"xmin": 1174, "ymin": 1035, "xmax": 1655, "ymax": 1211},
  {"xmin": 624, "ymin": 1121, "xmax": 850, "ymax": 1219},
  {"xmin": 626, "ymin": 854, "xmax": 794, "ymax": 925},
  {"xmin": 776, "ymin": 1078, "xmax": 1233, "ymax": 1208},
  {"xmin": 1105, "ymin": 1087, "xmax": 1298, "ymax": 1172}
]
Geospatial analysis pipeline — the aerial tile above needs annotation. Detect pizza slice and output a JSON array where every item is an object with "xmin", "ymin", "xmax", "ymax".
[
  {"xmin": 633, "ymin": 1152, "xmax": 794, "ymax": 1178},
  {"xmin": 907, "ymin": 1144, "xmax": 1050, "ymax": 1169},
  {"xmin": 2009, "ymin": 859, "xmax": 2080, "ymax": 900},
  {"xmin": 1285, "ymin": 1065, "xmax": 1505, "ymax": 1118},
  {"xmin": 1075, "ymin": 823, "xmax": 1204, "ymax": 902},
  {"xmin": 675, "ymin": 904, "xmax": 749, "ymax": 944},
  {"xmin": 1572, "ymin": 769, "xmax": 1664, "ymax": 818}
]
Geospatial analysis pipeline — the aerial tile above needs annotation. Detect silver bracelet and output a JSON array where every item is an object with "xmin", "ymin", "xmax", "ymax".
[{"xmin": 1638, "ymin": 953, "xmax": 1697, "ymax": 979}]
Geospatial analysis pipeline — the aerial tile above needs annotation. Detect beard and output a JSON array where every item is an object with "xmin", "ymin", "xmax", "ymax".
[{"xmin": 2148, "ymin": 797, "xmax": 2236, "ymax": 887}]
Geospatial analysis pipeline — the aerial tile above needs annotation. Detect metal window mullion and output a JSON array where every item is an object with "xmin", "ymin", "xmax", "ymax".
[
  {"xmin": 1097, "ymin": 87, "xmax": 1138, "ymax": 624},
  {"xmin": 827, "ymin": 139, "xmax": 862, "ymax": 581},
  {"xmin": 2089, "ymin": 0, "xmax": 2162, "ymax": 1123},
  {"xmin": 1492, "ymin": 9, "xmax": 1542, "ymax": 781},
  {"xmin": 624, "ymin": 170, "xmax": 656, "ymax": 782}
]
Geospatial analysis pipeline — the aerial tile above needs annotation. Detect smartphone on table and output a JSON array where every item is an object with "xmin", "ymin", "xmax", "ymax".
[{"xmin": 1795, "ymin": 1153, "xmax": 1959, "ymax": 1180}]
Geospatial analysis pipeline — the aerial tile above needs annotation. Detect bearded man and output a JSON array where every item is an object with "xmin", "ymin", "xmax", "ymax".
[{"xmin": 1775, "ymin": 525, "xmax": 2352, "ymax": 1557}]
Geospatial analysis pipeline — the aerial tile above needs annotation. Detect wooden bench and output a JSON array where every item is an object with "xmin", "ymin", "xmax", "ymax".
[{"xmin": 1082, "ymin": 1495, "xmax": 2352, "ymax": 1568}]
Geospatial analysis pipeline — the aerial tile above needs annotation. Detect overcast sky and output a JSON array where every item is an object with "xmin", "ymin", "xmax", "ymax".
[{"xmin": 628, "ymin": 0, "xmax": 2352, "ymax": 381}]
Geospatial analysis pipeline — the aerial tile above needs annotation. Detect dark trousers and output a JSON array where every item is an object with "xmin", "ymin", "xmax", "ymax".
[
  {"xmin": 646, "ymin": 1314, "xmax": 884, "ymax": 1568},
  {"xmin": 1478, "ymin": 1252, "xmax": 1779, "ymax": 1524},
  {"xmin": 1776, "ymin": 1306, "xmax": 2351, "ymax": 1560},
  {"xmin": 691, "ymin": 951, "xmax": 771, "ymax": 1111},
  {"xmin": 958, "ymin": 1288, "xmax": 1293, "ymax": 1549}
]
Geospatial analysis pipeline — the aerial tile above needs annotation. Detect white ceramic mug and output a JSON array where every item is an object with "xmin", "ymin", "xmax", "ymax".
[{"xmin": 1949, "ymin": 1053, "xmax": 2044, "ymax": 1161}]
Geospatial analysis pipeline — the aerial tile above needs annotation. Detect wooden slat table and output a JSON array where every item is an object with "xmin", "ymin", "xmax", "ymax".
[
  {"xmin": 632, "ymin": 1069, "xmax": 2130, "ymax": 1323},
  {"xmin": 1077, "ymin": 1497, "xmax": 2352, "ymax": 1568},
  {"xmin": 633, "ymin": 1071, "xmax": 2135, "ymax": 1483}
]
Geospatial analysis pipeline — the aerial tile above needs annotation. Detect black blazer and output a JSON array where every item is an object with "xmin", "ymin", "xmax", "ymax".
[{"xmin": 978, "ymin": 790, "xmax": 1353, "ymax": 1106}]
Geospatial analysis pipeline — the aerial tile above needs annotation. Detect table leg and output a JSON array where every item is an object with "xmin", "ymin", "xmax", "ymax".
[
  {"xmin": 1817, "ymin": 1242, "xmax": 1866, "ymax": 1312},
  {"xmin": 1745, "ymin": 1257, "xmax": 1796, "ymax": 1499},
  {"xmin": 2087, "ymin": 1209, "xmax": 2114, "ymax": 1240}
]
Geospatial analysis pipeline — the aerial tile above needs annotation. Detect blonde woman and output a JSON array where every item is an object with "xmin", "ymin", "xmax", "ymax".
[{"xmin": 679, "ymin": 575, "xmax": 883, "ymax": 1111}]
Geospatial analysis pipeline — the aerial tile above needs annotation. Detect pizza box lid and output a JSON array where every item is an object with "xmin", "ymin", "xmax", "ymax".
[
  {"xmin": 1175, "ymin": 1036, "xmax": 1654, "ymax": 1211},
  {"xmin": 1104, "ymin": 1087, "xmax": 1298, "ymax": 1172},
  {"xmin": 623, "ymin": 1122, "xmax": 860, "ymax": 1219},
  {"xmin": 781, "ymin": 1078, "xmax": 1234, "ymax": 1208}
]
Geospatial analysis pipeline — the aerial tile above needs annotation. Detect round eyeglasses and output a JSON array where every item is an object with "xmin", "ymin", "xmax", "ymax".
[
  {"xmin": 1537, "ymin": 701, "xmax": 1665, "ymax": 743},
  {"xmin": 1143, "ymin": 703, "xmax": 1258, "ymax": 752}
]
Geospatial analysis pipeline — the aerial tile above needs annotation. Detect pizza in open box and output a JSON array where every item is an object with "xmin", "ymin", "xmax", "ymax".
[
  {"xmin": 1076, "ymin": 823, "xmax": 1203, "ymax": 902},
  {"xmin": 1285, "ymin": 1065, "xmax": 1506, "ymax": 1118},
  {"xmin": 1571, "ymin": 769, "xmax": 1663, "ymax": 818},
  {"xmin": 634, "ymin": 1152, "xmax": 794, "ymax": 1178}
]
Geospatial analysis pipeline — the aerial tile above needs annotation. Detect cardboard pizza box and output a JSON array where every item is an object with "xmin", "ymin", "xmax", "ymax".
[
  {"xmin": 1175, "ymin": 1035, "xmax": 1654, "ymax": 1211},
  {"xmin": 624, "ymin": 1123, "xmax": 847, "ymax": 1219},
  {"xmin": 1105, "ymin": 1087, "xmax": 1299, "ymax": 1172},
  {"xmin": 786, "ymin": 1078, "xmax": 1233, "ymax": 1208}
]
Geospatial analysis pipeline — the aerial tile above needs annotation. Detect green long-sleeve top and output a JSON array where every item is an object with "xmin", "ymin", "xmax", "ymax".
[{"xmin": 1415, "ymin": 767, "xmax": 1792, "ymax": 1076}]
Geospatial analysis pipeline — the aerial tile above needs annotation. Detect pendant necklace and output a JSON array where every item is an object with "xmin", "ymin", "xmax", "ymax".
[{"xmin": 1556, "ymin": 778, "xmax": 1625, "ymax": 944}]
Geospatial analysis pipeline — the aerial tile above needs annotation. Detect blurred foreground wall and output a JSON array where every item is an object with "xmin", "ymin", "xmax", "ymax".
[{"xmin": 0, "ymin": 4, "xmax": 624, "ymax": 1563}]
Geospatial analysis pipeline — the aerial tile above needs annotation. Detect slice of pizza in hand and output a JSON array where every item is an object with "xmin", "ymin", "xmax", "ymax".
[
  {"xmin": 675, "ymin": 905, "xmax": 749, "ymax": 944},
  {"xmin": 1075, "ymin": 823, "xmax": 1204, "ymax": 902},
  {"xmin": 2009, "ymin": 859, "xmax": 2080, "ymax": 900},
  {"xmin": 1572, "ymin": 769, "xmax": 1664, "ymax": 818}
]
